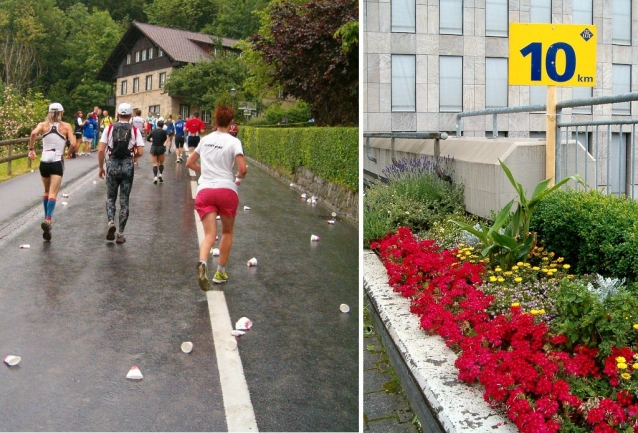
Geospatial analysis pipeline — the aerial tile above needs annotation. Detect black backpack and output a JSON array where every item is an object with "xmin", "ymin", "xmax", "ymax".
[{"xmin": 110, "ymin": 123, "xmax": 133, "ymax": 159}]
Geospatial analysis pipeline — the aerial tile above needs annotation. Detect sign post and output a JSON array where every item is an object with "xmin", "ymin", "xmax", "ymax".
[{"xmin": 509, "ymin": 23, "xmax": 597, "ymax": 184}]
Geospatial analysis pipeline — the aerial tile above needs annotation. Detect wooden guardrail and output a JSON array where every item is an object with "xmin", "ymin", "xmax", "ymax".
[{"xmin": 0, "ymin": 136, "xmax": 42, "ymax": 175}]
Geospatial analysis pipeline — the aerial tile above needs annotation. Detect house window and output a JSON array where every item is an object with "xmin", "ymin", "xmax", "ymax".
[
  {"xmin": 148, "ymin": 48, "xmax": 153, "ymax": 59},
  {"xmin": 180, "ymin": 104, "xmax": 190, "ymax": 119},
  {"xmin": 149, "ymin": 105, "xmax": 160, "ymax": 116},
  {"xmin": 158, "ymin": 48, "xmax": 163, "ymax": 57},
  {"xmin": 121, "ymin": 80, "xmax": 127, "ymax": 96},
  {"xmin": 141, "ymin": 49, "xmax": 147, "ymax": 61},
  {"xmin": 392, "ymin": 0, "xmax": 416, "ymax": 33},
  {"xmin": 439, "ymin": 56, "xmax": 462, "ymax": 112},
  {"xmin": 135, "ymin": 51, "xmax": 140, "ymax": 62},
  {"xmin": 612, "ymin": 64, "xmax": 631, "ymax": 115},
  {"xmin": 573, "ymin": 0, "xmax": 592, "ymax": 24},
  {"xmin": 159, "ymin": 72, "xmax": 166, "ymax": 88},
  {"xmin": 439, "ymin": 0, "xmax": 462, "ymax": 35},
  {"xmin": 126, "ymin": 54, "xmax": 131, "ymax": 65},
  {"xmin": 613, "ymin": 0, "xmax": 631, "ymax": 45},
  {"xmin": 572, "ymin": 87, "xmax": 592, "ymax": 114},
  {"xmin": 530, "ymin": 0, "xmax": 551, "ymax": 23},
  {"xmin": 486, "ymin": 0, "xmax": 508, "ymax": 37},
  {"xmin": 146, "ymin": 75, "xmax": 152, "ymax": 91},
  {"xmin": 201, "ymin": 110, "xmax": 211, "ymax": 124},
  {"xmin": 391, "ymin": 54, "xmax": 416, "ymax": 112},
  {"xmin": 133, "ymin": 77, "xmax": 139, "ymax": 93},
  {"xmin": 486, "ymin": 58, "xmax": 508, "ymax": 108}
]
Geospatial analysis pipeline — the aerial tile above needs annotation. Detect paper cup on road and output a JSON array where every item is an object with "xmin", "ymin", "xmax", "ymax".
[
  {"xmin": 93, "ymin": 180, "xmax": 97, "ymax": 185},
  {"xmin": 289, "ymin": 183, "xmax": 294, "ymax": 187},
  {"xmin": 20, "ymin": 244, "xmax": 30, "ymax": 249},
  {"xmin": 340, "ymin": 304, "xmax": 350, "ymax": 313},
  {"xmin": 306, "ymin": 198, "xmax": 311, "ymax": 203},
  {"xmin": 331, "ymin": 212, "xmax": 337, "ymax": 217},
  {"xmin": 243, "ymin": 206, "xmax": 251, "ymax": 210},
  {"xmin": 181, "ymin": 342, "xmax": 193, "ymax": 354},
  {"xmin": 247, "ymin": 257, "xmax": 258, "ymax": 267},
  {"xmin": 231, "ymin": 330, "xmax": 245, "ymax": 337},
  {"xmin": 4, "ymin": 355, "xmax": 21, "ymax": 366},
  {"xmin": 300, "ymin": 193, "xmax": 307, "ymax": 199},
  {"xmin": 62, "ymin": 193, "xmax": 69, "ymax": 198},
  {"xmin": 310, "ymin": 235, "xmax": 320, "ymax": 242},
  {"xmin": 126, "ymin": 366, "xmax": 143, "ymax": 380},
  {"xmin": 61, "ymin": 202, "xmax": 68, "ymax": 206},
  {"xmin": 235, "ymin": 317, "xmax": 253, "ymax": 330},
  {"xmin": 211, "ymin": 248, "xmax": 220, "ymax": 256},
  {"xmin": 327, "ymin": 220, "xmax": 336, "ymax": 224},
  {"xmin": 226, "ymin": 339, "xmax": 238, "ymax": 351}
]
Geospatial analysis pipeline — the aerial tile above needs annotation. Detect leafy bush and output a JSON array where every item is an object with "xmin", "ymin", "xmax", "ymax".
[
  {"xmin": 239, "ymin": 126, "xmax": 357, "ymax": 191},
  {"xmin": 531, "ymin": 189, "xmax": 638, "ymax": 282},
  {"xmin": 260, "ymin": 101, "xmax": 312, "ymax": 125}
]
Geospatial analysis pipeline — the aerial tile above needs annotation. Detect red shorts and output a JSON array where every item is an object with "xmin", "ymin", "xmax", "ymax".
[{"xmin": 195, "ymin": 188, "xmax": 238, "ymax": 220}]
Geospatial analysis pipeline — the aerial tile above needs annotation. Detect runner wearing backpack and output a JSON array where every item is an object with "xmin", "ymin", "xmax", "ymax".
[{"xmin": 97, "ymin": 103, "xmax": 145, "ymax": 244}]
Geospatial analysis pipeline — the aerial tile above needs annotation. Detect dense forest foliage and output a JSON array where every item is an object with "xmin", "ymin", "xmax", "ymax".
[{"xmin": 0, "ymin": 0, "xmax": 357, "ymax": 137}]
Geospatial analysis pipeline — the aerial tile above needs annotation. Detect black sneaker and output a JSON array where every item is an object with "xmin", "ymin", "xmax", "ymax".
[
  {"xmin": 41, "ymin": 220, "xmax": 51, "ymax": 241},
  {"xmin": 106, "ymin": 221, "xmax": 116, "ymax": 241}
]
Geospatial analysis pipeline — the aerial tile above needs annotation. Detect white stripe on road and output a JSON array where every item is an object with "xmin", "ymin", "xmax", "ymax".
[{"xmin": 193, "ymin": 197, "xmax": 258, "ymax": 432}]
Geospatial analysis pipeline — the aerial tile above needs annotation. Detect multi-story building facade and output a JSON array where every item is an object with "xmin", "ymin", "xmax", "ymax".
[{"xmin": 364, "ymin": 0, "xmax": 638, "ymax": 137}]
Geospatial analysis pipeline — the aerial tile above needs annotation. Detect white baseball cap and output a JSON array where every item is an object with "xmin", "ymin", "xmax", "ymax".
[
  {"xmin": 48, "ymin": 102, "xmax": 64, "ymax": 112},
  {"xmin": 118, "ymin": 103, "xmax": 133, "ymax": 115}
]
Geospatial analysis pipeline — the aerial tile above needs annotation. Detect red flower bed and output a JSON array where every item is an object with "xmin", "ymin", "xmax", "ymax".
[{"xmin": 370, "ymin": 227, "xmax": 638, "ymax": 433}]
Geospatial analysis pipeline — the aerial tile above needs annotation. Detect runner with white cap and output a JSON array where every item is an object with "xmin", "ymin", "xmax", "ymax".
[
  {"xmin": 98, "ymin": 102, "xmax": 145, "ymax": 244},
  {"xmin": 28, "ymin": 103, "xmax": 74, "ymax": 241}
]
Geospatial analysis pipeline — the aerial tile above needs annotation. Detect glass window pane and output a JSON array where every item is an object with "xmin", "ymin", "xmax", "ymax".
[
  {"xmin": 530, "ymin": 0, "xmax": 551, "ymax": 23},
  {"xmin": 573, "ymin": 0, "xmax": 592, "ymax": 24},
  {"xmin": 486, "ymin": 58, "xmax": 508, "ymax": 108},
  {"xmin": 486, "ymin": 0, "xmax": 508, "ymax": 37},
  {"xmin": 440, "ymin": 0, "xmax": 463, "ymax": 35},
  {"xmin": 613, "ymin": 0, "xmax": 631, "ymax": 45},
  {"xmin": 612, "ymin": 64, "xmax": 631, "ymax": 115},
  {"xmin": 439, "ymin": 56, "xmax": 463, "ymax": 112},
  {"xmin": 392, "ymin": 0, "xmax": 416, "ymax": 32},
  {"xmin": 392, "ymin": 55, "xmax": 416, "ymax": 111},
  {"xmin": 572, "ymin": 87, "xmax": 592, "ymax": 114}
]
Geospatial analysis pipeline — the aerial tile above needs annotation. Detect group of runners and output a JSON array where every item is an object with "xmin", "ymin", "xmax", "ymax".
[{"xmin": 28, "ymin": 102, "xmax": 247, "ymax": 289}]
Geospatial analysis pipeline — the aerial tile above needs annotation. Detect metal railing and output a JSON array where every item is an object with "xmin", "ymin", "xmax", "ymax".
[
  {"xmin": 456, "ymin": 105, "xmax": 546, "ymax": 138},
  {"xmin": 364, "ymin": 131, "xmax": 448, "ymax": 164}
]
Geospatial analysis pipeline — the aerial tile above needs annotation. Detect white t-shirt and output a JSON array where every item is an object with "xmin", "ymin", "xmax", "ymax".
[{"xmin": 195, "ymin": 131, "xmax": 243, "ymax": 194}]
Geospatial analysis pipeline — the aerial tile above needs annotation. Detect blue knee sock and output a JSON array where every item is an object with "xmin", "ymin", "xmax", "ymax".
[
  {"xmin": 46, "ymin": 198, "xmax": 56, "ymax": 219},
  {"xmin": 42, "ymin": 195, "xmax": 48, "ymax": 216}
]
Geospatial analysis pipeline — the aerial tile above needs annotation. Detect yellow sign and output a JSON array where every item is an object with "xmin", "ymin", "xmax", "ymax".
[{"xmin": 509, "ymin": 23, "xmax": 596, "ymax": 86}]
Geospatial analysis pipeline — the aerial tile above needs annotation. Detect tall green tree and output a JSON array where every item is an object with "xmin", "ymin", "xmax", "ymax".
[
  {"xmin": 250, "ymin": 0, "xmax": 358, "ymax": 125},
  {"xmin": 144, "ymin": 0, "xmax": 217, "ymax": 32},
  {"xmin": 202, "ymin": 0, "xmax": 269, "ymax": 40}
]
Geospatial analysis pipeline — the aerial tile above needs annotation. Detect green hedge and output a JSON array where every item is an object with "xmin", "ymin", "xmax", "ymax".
[
  {"xmin": 530, "ymin": 189, "xmax": 638, "ymax": 282},
  {"xmin": 238, "ymin": 126, "xmax": 358, "ymax": 192}
]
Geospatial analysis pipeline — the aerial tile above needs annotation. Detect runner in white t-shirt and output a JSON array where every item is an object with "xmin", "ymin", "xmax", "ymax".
[{"xmin": 185, "ymin": 105, "xmax": 247, "ymax": 290}]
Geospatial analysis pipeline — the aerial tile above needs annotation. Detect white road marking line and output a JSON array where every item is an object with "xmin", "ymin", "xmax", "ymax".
[
  {"xmin": 191, "ymin": 180, "xmax": 197, "ymax": 199},
  {"xmin": 193, "ymin": 192, "xmax": 258, "ymax": 432}
]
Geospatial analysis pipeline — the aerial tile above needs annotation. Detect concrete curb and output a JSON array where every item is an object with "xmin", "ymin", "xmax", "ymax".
[{"xmin": 363, "ymin": 250, "xmax": 517, "ymax": 433}]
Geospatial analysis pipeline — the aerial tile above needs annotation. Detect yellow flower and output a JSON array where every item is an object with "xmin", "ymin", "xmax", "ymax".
[
  {"xmin": 524, "ymin": 263, "xmax": 531, "ymax": 267},
  {"xmin": 557, "ymin": 257, "xmax": 564, "ymax": 262},
  {"xmin": 517, "ymin": 262, "xmax": 524, "ymax": 266},
  {"xmin": 464, "ymin": 251, "xmax": 471, "ymax": 256},
  {"xmin": 531, "ymin": 309, "xmax": 539, "ymax": 315},
  {"xmin": 634, "ymin": 324, "xmax": 638, "ymax": 330},
  {"xmin": 489, "ymin": 276, "xmax": 497, "ymax": 282},
  {"xmin": 622, "ymin": 373, "xmax": 631, "ymax": 380},
  {"xmin": 514, "ymin": 277, "xmax": 523, "ymax": 283},
  {"xmin": 532, "ymin": 267, "xmax": 540, "ymax": 271},
  {"xmin": 633, "ymin": 363, "xmax": 638, "ymax": 370},
  {"xmin": 504, "ymin": 271, "xmax": 513, "ymax": 276},
  {"xmin": 497, "ymin": 277, "xmax": 505, "ymax": 283},
  {"xmin": 542, "ymin": 268, "xmax": 549, "ymax": 273},
  {"xmin": 468, "ymin": 247, "xmax": 474, "ymax": 251},
  {"xmin": 538, "ymin": 309, "xmax": 545, "ymax": 314},
  {"xmin": 495, "ymin": 267, "xmax": 502, "ymax": 272},
  {"xmin": 563, "ymin": 264, "xmax": 570, "ymax": 269},
  {"xmin": 618, "ymin": 363, "xmax": 628, "ymax": 370},
  {"xmin": 459, "ymin": 243, "xmax": 465, "ymax": 247},
  {"xmin": 542, "ymin": 257, "xmax": 549, "ymax": 261},
  {"xmin": 567, "ymin": 274, "xmax": 574, "ymax": 279},
  {"xmin": 617, "ymin": 357, "xmax": 627, "ymax": 363},
  {"xmin": 512, "ymin": 266, "xmax": 519, "ymax": 271},
  {"xmin": 511, "ymin": 302, "xmax": 520, "ymax": 307}
]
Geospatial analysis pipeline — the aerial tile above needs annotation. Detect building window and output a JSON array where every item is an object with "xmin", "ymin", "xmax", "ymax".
[
  {"xmin": 135, "ymin": 51, "xmax": 140, "ymax": 62},
  {"xmin": 121, "ymin": 80, "xmax": 127, "ymax": 96},
  {"xmin": 149, "ymin": 105, "xmax": 160, "ymax": 116},
  {"xmin": 530, "ymin": 0, "xmax": 551, "ymax": 23},
  {"xmin": 573, "ymin": 0, "xmax": 592, "ymax": 24},
  {"xmin": 126, "ymin": 54, "xmax": 131, "ymax": 65},
  {"xmin": 486, "ymin": 58, "xmax": 508, "ymax": 108},
  {"xmin": 141, "ymin": 49, "xmax": 147, "ymax": 61},
  {"xmin": 439, "ymin": 0, "xmax": 462, "ymax": 35},
  {"xmin": 572, "ymin": 87, "xmax": 592, "ymax": 114},
  {"xmin": 158, "ymin": 48, "xmax": 163, "ymax": 57},
  {"xmin": 133, "ymin": 77, "xmax": 139, "ymax": 93},
  {"xmin": 439, "ymin": 56, "xmax": 462, "ymax": 112},
  {"xmin": 148, "ymin": 48, "xmax": 153, "ymax": 59},
  {"xmin": 529, "ymin": 86, "xmax": 546, "ymax": 107},
  {"xmin": 145, "ymin": 75, "xmax": 152, "ymax": 91},
  {"xmin": 159, "ymin": 72, "xmax": 166, "ymax": 88},
  {"xmin": 180, "ymin": 104, "xmax": 190, "ymax": 119},
  {"xmin": 613, "ymin": 0, "xmax": 631, "ymax": 45},
  {"xmin": 391, "ymin": 54, "xmax": 416, "ymax": 112},
  {"xmin": 612, "ymin": 64, "xmax": 631, "ymax": 115},
  {"xmin": 486, "ymin": 0, "xmax": 508, "ymax": 37},
  {"xmin": 201, "ymin": 110, "xmax": 211, "ymax": 124},
  {"xmin": 392, "ymin": 0, "xmax": 416, "ymax": 33}
]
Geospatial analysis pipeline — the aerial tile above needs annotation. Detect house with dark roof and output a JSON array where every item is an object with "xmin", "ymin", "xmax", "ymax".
[{"xmin": 97, "ymin": 22, "xmax": 238, "ymax": 123}]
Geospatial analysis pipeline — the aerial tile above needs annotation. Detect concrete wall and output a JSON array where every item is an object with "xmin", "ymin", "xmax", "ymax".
[{"xmin": 364, "ymin": 137, "xmax": 595, "ymax": 219}]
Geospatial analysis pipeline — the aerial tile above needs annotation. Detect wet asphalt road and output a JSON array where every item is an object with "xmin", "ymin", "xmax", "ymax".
[{"xmin": 0, "ymin": 151, "xmax": 359, "ymax": 431}]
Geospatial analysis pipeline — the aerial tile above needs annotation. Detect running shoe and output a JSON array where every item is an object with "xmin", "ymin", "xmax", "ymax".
[
  {"xmin": 116, "ymin": 233, "xmax": 126, "ymax": 244},
  {"xmin": 41, "ymin": 220, "xmax": 51, "ymax": 241},
  {"xmin": 212, "ymin": 270, "xmax": 228, "ymax": 284},
  {"xmin": 197, "ymin": 262, "xmax": 211, "ymax": 291},
  {"xmin": 106, "ymin": 221, "xmax": 116, "ymax": 241},
  {"xmin": 153, "ymin": 176, "xmax": 158, "ymax": 184},
  {"xmin": 158, "ymin": 174, "xmax": 163, "ymax": 183}
]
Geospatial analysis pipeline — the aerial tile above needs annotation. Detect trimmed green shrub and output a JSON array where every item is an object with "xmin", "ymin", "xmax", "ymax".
[
  {"xmin": 531, "ymin": 189, "xmax": 638, "ymax": 281},
  {"xmin": 238, "ymin": 126, "xmax": 357, "ymax": 191}
]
